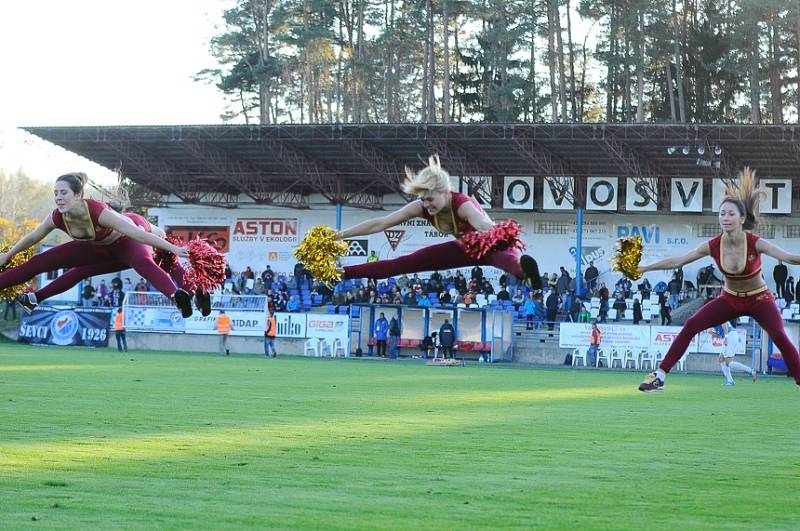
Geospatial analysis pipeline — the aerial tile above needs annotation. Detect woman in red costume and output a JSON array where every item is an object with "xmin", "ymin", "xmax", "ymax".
[
  {"xmin": 0, "ymin": 172, "xmax": 201, "ymax": 318},
  {"xmin": 638, "ymin": 168, "xmax": 800, "ymax": 392},
  {"xmin": 335, "ymin": 155, "xmax": 541, "ymax": 288}
]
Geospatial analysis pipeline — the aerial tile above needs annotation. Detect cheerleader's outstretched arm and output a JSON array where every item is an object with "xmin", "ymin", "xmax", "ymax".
[
  {"xmin": 638, "ymin": 243, "xmax": 710, "ymax": 273},
  {"xmin": 98, "ymin": 209, "xmax": 188, "ymax": 257},
  {"xmin": 0, "ymin": 216, "xmax": 56, "ymax": 267},
  {"xmin": 337, "ymin": 201, "xmax": 424, "ymax": 239},
  {"xmin": 756, "ymin": 239, "xmax": 800, "ymax": 265}
]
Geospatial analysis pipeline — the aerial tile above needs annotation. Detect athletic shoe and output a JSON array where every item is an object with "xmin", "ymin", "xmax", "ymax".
[
  {"xmin": 195, "ymin": 290, "xmax": 211, "ymax": 317},
  {"xmin": 638, "ymin": 372, "xmax": 664, "ymax": 392},
  {"xmin": 174, "ymin": 289, "xmax": 193, "ymax": 318},
  {"xmin": 16, "ymin": 293, "xmax": 37, "ymax": 314},
  {"xmin": 520, "ymin": 255, "xmax": 542, "ymax": 290},
  {"xmin": 723, "ymin": 381, "xmax": 736, "ymax": 386},
  {"xmin": 752, "ymin": 371, "xmax": 758, "ymax": 383}
]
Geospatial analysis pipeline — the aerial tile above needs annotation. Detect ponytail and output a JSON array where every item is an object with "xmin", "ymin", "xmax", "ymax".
[{"xmin": 722, "ymin": 166, "xmax": 762, "ymax": 231}]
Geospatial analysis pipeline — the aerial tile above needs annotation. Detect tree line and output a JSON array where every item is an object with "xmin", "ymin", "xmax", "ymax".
[{"xmin": 197, "ymin": 0, "xmax": 800, "ymax": 125}]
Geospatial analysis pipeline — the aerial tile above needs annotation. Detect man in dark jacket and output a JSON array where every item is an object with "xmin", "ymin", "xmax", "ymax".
[
  {"xmin": 389, "ymin": 316, "xmax": 401, "ymax": 359},
  {"xmin": 439, "ymin": 319, "xmax": 456, "ymax": 358},
  {"xmin": 774, "ymin": 261, "xmax": 788, "ymax": 299},
  {"xmin": 545, "ymin": 291, "xmax": 560, "ymax": 330},
  {"xmin": 584, "ymin": 261, "xmax": 599, "ymax": 292}
]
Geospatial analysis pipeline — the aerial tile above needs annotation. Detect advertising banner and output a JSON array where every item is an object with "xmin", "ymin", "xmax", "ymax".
[
  {"xmin": 696, "ymin": 328, "xmax": 746, "ymax": 355},
  {"xmin": 305, "ymin": 314, "xmax": 349, "ymax": 345},
  {"xmin": 18, "ymin": 307, "xmax": 111, "ymax": 347},
  {"xmin": 183, "ymin": 310, "xmax": 267, "ymax": 337},
  {"xmin": 275, "ymin": 312, "xmax": 307, "ymax": 338},
  {"xmin": 649, "ymin": 326, "xmax": 697, "ymax": 354},
  {"xmin": 559, "ymin": 323, "xmax": 650, "ymax": 350}
]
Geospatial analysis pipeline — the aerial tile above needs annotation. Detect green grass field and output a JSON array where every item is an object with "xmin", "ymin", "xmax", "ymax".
[{"xmin": 1, "ymin": 344, "xmax": 799, "ymax": 530}]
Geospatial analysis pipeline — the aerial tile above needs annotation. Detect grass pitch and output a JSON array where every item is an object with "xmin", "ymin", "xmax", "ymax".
[{"xmin": 1, "ymin": 344, "xmax": 799, "ymax": 529}]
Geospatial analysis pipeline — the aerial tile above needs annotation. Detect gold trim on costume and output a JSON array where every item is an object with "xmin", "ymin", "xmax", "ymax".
[{"xmin": 722, "ymin": 285, "xmax": 768, "ymax": 298}]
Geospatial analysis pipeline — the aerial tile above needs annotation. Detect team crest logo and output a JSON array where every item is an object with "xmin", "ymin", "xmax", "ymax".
[
  {"xmin": 344, "ymin": 239, "xmax": 369, "ymax": 256},
  {"xmin": 268, "ymin": 252, "xmax": 278, "ymax": 261},
  {"xmin": 50, "ymin": 310, "xmax": 79, "ymax": 346},
  {"xmin": 383, "ymin": 230, "xmax": 405, "ymax": 251}
]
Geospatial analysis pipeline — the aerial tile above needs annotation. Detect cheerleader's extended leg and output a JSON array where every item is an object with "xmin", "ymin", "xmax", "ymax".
[
  {"xmin": 0, "ymin": 241, "xmax": 106, "ymax": 292},
  {"xmin": 750, "ymin": 300, "xmax": 800, "ymax": 385},
  {"xmin": 343, "ymin": 241, "xmax": 472, "ymax": 280}
]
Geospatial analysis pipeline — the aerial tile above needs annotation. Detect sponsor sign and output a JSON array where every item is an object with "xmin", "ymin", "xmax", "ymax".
[
  {"xmin": 650, "ymin": 326, "xmax": 697, "ymax": 354},
  {"xmin": 384, "ymin": 229, "xmax": 405, "ymax": 251},
  {"xmin": 165, "ymin": 225, "xmax": 231, "ymax": 253},
  {"xmin": 670, "ymin": 178, "xmax": 703, "ymax": 212},
  {"xmin": 306, "ymin": 314, "xmax": 349, "ymax": 344},
  {"xmin": 275, "ymin": 312, "xmax": 307, "ymax": 338},
  {"xmin": 559, "ymin": 323, "xmax": 650, "ymax": 350},
  {"xmin": 626, "ymin": 177, "xmax": 658, "ymax": 212},
  {"xmin": 184, "ymin": 310, "xmax": 267, "ymax": 337},
  {"xmin": 696, "ymin": 328, "xmax": 746, "ymax": 355},
  {"xmin": 125, "ymin": 307, "xmax": 185, "ymax": 332},
  {"xmin": 542, "ymin": 177, "xmax": 574, "ymax": 210},
  {"xmin": 18, "ymin": 307, "xmax": 111, "ymax": 347},
  {"xmin": 344, "ymin": 239, "xmax": 369, "ymax": 257},
  {"xmin": 586, "ymin": 177, "xmax": 618, "ymax": 211}
]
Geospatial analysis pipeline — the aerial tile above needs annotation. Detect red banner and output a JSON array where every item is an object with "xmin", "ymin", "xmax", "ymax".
[{"xmin": 165, "ymin": 225, "xmax": 230, "ymax": 253}]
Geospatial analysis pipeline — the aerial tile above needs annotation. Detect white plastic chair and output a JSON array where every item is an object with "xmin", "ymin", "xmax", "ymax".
[
  {"xmin": 654, "ymin": 350, "xmax": 666, "ymax": 368},
  {"xmin": 332, "ymin": 338, "xmax": 347, "ymax": 358},
  {"xmin": 623, "ymin": 349, "xmax": 639, "ymax": 369},
  {"xmin": 304, "ymin": 338, "xmax": 320, "ymax": 357},
  {"xmin": 608, "ymin": 308, "xmax": 617, "ymax": 321},
  {"xmin": 639, "ymin": 349, "xmax": 655, "ymax": 370},
  {"xmin": 595, "ymin": 348, "xmax": 611, "ymax": 368},
  {"xmin": 572, "ymin": 347, "xmax": 587, "ymax": 367},
  {"xmin": 610, "ymin": 348, "xmax": 625, "ymax": 368},
  {"xmin": 590, "ymin": 297, "xmax": 600, "ymax": 308},
  {"xmin": 476, "ymin": 294, "xmax": 487, "ymax": 307},
  {"xmin": 318, "ymin": 339, "xmax": 332, "ymax": 357}
]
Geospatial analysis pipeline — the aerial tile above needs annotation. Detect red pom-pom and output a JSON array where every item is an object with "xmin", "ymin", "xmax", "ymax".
[
  {"xmin": 460, "ymin": 220, "xmax": 525, "ymax": 260},
  {"xmin": 152, "ymin": 236, "xmax": 183, "ymax": 274},
  {"xmin": 185, "ymin": 238, "xmax": 227, "ymax": 293}
]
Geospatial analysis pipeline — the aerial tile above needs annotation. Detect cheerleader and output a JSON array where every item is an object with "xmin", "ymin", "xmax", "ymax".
[
  {"xmin": 638, "ymin": 168, "xmax": 800, "ymax": 392},
  {"xmin": 335, "ymin": 155, "xmax": 541, "ymax": 288},
  {"xmin": 0, "ymin": 172, "xmax": 196, "ymax": 318}
]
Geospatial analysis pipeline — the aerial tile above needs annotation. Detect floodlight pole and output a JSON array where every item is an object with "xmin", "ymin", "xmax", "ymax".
[
  {"xmin": 336, "ymin": 203, "xmax": 343, "ymax": 230},
  {"xmin": 575, "ymin": 208, "xmax": 583, "ymax": 294}
]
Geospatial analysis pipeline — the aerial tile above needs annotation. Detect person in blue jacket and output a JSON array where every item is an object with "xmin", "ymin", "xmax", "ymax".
[{"xmin": 374, "ymin": 312, "xmax": 389, "ymax": 357}]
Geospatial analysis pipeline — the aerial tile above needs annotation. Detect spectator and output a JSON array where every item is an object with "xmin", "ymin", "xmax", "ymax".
[
  {"xmin": 402, "ymin": 290, "xmax": 416, "ymax": 305},
  {"xmin": 481, "ymin": 278, "xmax": 494, "ymax": 295},
  {"xmin": 254, "ymin": 279, "xmax": 265, "ymax": 295},
  {"xmin": 795, "ymin": 277, "xmax": 800, "ymax": 304},
  {"xmin": 598, "ymin": 282, "xmax": 609, "ymax": 302},
  {"xmin": 785, "ymin": 276, "xmax": 795, "ymax": 304},
  {"xmin": 81, "ymin": 279, "xmax": 96, "ymax": 307},
  {"xmin": 471, "ymin": 265, "xmax": 483, "ymax": 282},
  {"xmin": 261, "ymin": 265, "xmax": 274, "ymax": 289},
  {"xmin": 113, "ymin": 308, "xmax": 127, "ymax": 352},
  {"xmin": 668, "ymin": 274, "xmax": 680, "ymax": 310},
  {"xmin": 540, "ymin": 272, "xmax": 550, "ymax": 290},
  {"xmin": 454, "ymin": 272, "xmax": 467, "ymax": 294},
  {"xmin": 548, "ymin": 274, "xmax": 558, "ymax": 292},
  {"xmin": 392, "ymin": 292, "xmax": 403, "ymax": 305},
  {"xmin": 96, "ymin": 279, "xmax": 108, "ymax": 305},
  {"xmin": 417, "ymin": 294, "xmax": 432, "ymax": 307},
  {"xmin": 633, "ymin": 298, "xmax": 643, "ymax": 325},
  {"xmin": 511, "ymin": 288, "xmax": 525, "ymax": 310},
  {"xmin": 556, "ymin": 267, "xmax": 571, "ymax": 295},
  {"xmin": 588, "ymin": 320, "xmax": 602, "ymax": 366},
  {"xmin": 577, "ymin": 304, "xmax": 591, "ymax": 323},
  {"xmin": 584, "ymin": 261, "xmax": 599, "ymax": 292},
  {"xmin": 613, "ymin": 293, "xmax": 627, "ymax": 321},
  {"xmin": 286, "ymin": 295, "xmax": 300, "ymax": 312},
  {"xmin": 463, "ymin": 291, "xmax": 474, "ymax": 306},
  {"xmin": 497, "ymin": 286, "xmax": 510, "ymax": 302},
  {"xmin": 545, "ymin": 290, "xmax": 560, "ymax": 330},
  {"xmin": 264, "ymin": 311, "xmax": 277, "ymax": 357},
  {"xmin": 389, "ymin": 315, "xmax": 401, "ymax": 358},
  {"xmin": 659, "ymin": 292, "xmax": 672, "ymax": 325},
  {"xmin": 109, "ymin": 279, "xmax": 125, "ymax": 308},
  {"xmin": 774, "ymin": 260, "xmax": 788, "ymax": 299},
  {"xmin": 367, "ymin": 250, "xmax": 378, "ymax": 263},
  {"xmin": 438, "ymin": 318, "xmax": 455, "ymax": 358},
  {"xmin": 421, "ymin": 332, "xmax": 438, "ymax": 359},
  {"xmin": 374, "ymin": 312, "xmax": 389, "ymax": 357},
  {"xmin": 396, "ymin": 273, "xmax": 409, "ymax": 289},
  {"xmin": 217, "ymin": 310, "xmax": 232, "ymax": 356},
  {"xmin": 598, "ymin": 297, "xmax": 609, "ymax": 323},
  {"xmin": 524, "ymin": 294, "xmax": 536, "ymax": 330},
  {"xmin": 639, "ymin": 277, "xmax": 651, "ymax": 300},
  {"xmin": 569, "ymin": 295, "xmax": 581, "ymax": 323},
  {"xmin": 439, "ymin": 290, "xmax": 452, "ymax": 305},
  {"xmin": 122, "ymin": 277, "xmax": 134, "ymax": 295},
  {"xmin": 3, "ymin": 296, "xmax": 17, "ymax": 320}
]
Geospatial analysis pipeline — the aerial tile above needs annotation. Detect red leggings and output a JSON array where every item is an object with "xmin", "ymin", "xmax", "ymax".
[
  {"xmin": 659, "ymin": 289, "xmax": 800, "ymax": 384},
  {"xmin": 344, "ymin": 240, "xmax": 523, "ymax": 280},
  {"xmin": 0, "ymin": 238, "xmax": 178, "ymax": 300},
  {"xmin": 35, "ymin": 261, "xmax": 189, "ymax": 302}
]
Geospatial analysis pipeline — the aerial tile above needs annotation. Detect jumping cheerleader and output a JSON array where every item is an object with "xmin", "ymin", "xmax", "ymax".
[
  {"xmin": 335, "ymin": 155, "xmax": 541, "ymax": 288},
  {"xmin": 0, "ymin": 172, "xmax": 197, "ymax": 318},
  {"xmin": 17, "ymin": 212, "xmax": 212, "ymax": 316},
  {"xmin": 638, "ymin": 168, "xmax": 800, "ymax": 392}
]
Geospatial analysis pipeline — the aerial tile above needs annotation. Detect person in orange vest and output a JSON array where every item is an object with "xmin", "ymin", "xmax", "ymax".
[
  {"xmin": 217, "ymin": 309, "xmax": 232, "ymax": 356},
  {"xmin": 113, "ymin": 307, "xmax": 127, "ymax": 352},
  {"xmin": 588, "ymin": 320, "xmax": 602, "ymax": 367},
  {"xmin": 264, "ymin": 310, "xmax": 277, "ymax": 358}
]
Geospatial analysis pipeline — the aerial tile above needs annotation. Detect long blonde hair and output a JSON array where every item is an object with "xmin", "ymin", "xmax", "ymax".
[
  {"xmin": 722, "ymin": 166, "xmax": 762, "ymax": 231},
  {"xmin": 401, "ymin": 154, "xmax": 452, "ymax": 196}
]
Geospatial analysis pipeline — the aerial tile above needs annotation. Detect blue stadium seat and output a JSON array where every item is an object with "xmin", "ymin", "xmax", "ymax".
[
  {"xmin": 351, "ymin": 306, "xmax": 361, "ymax": 317},
  {"xmin": 327, "ymin": 305, "xmax": 336, "ymax": 314}
]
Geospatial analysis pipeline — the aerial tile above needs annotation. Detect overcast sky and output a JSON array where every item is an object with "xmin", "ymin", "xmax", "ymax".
[{"xmin": 0, "ymin": 0, "xmax": 229, "ymax": 185}]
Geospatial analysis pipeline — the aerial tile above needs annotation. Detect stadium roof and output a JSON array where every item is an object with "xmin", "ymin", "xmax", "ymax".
[{"xmin": 23, "ymin": 123, "xmax": 800, "ymax": 209}]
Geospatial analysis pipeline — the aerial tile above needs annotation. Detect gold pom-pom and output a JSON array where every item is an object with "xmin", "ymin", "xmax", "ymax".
[
  {"xmin": 0, "ymin": 244, "xmax": 35, "ymax": 301},
  {"xmin": 294, "ymin": 225, "xmax": 349, "ymax": 286},
  {"xmin": 610, "ymin": 236, "xmax": 643, "ymax": 280}
]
